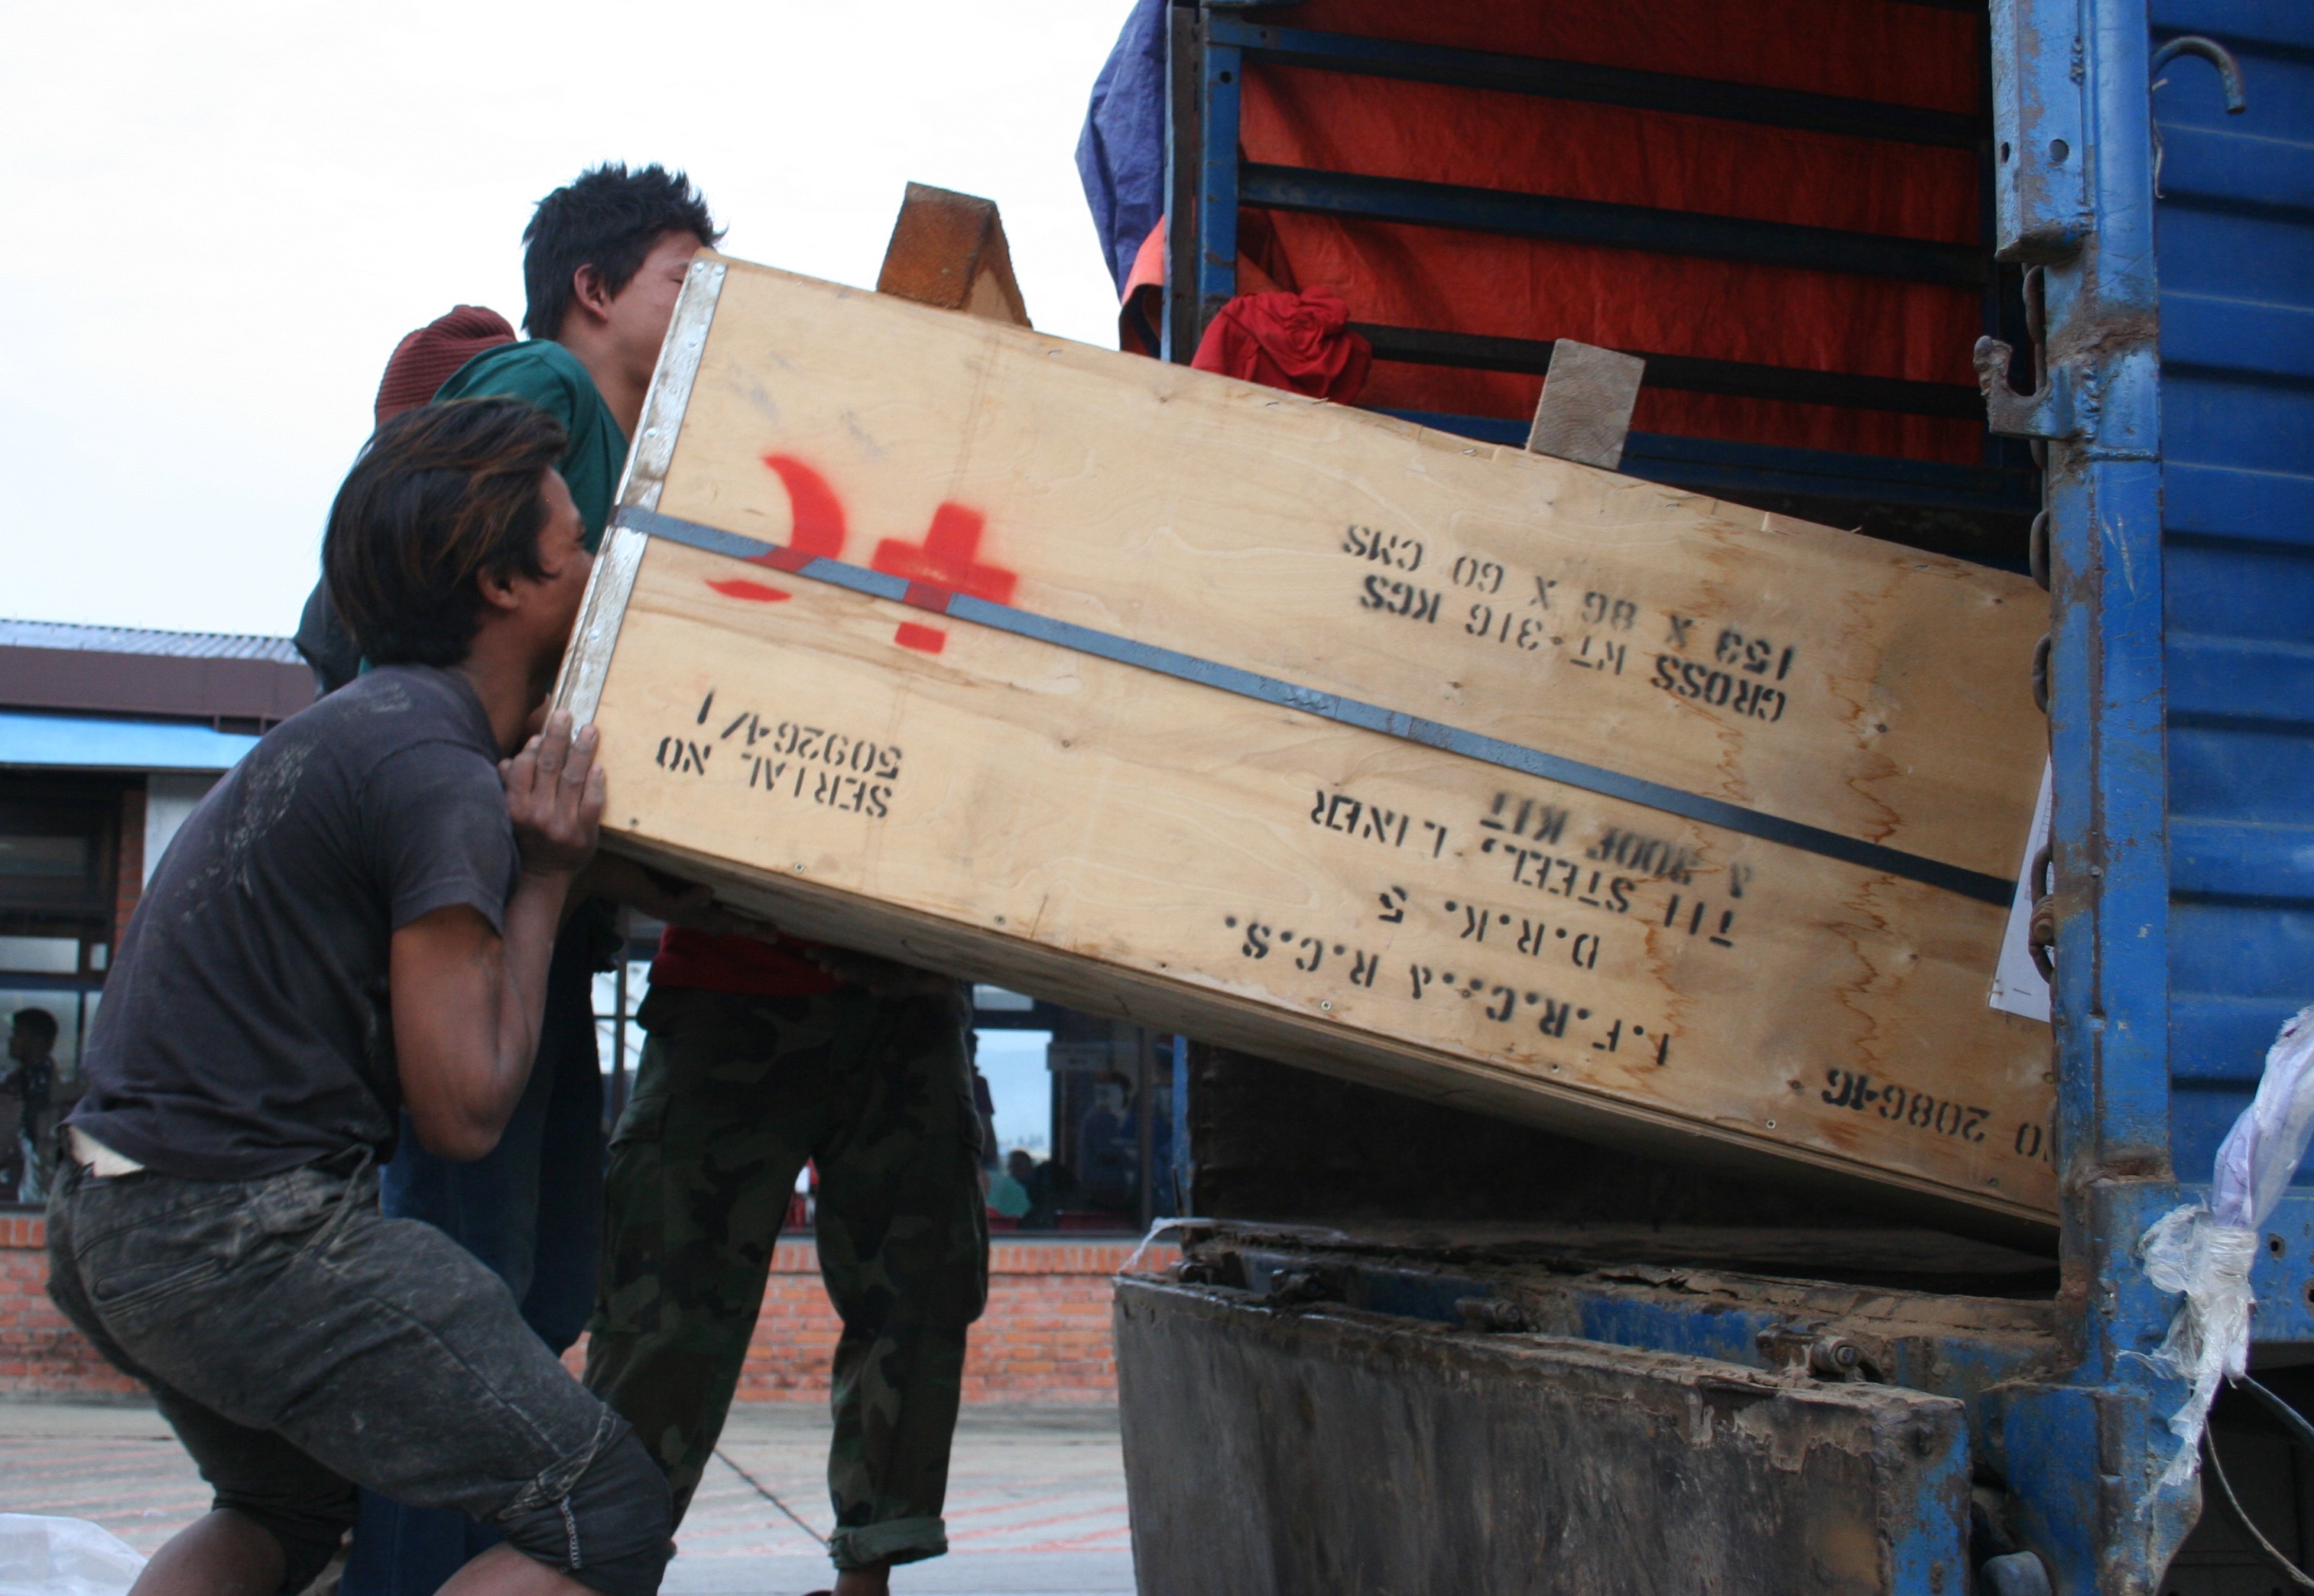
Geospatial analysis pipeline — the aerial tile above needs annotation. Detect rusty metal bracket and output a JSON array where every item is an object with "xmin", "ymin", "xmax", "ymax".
[
  {"xmin": 1975, "ymin": 337, "xmax": 2076, "ymax": 440},
  {"xmin": 1978, "ymin": 266, "xmax": 2075, "ymax": 440},
  {"xmin": 2027, "ymin": 844, "xmax": 2059, "ymax": 984},
  {"xmin": 1988, "ymin": 0, "xmax": 2091, "ymax": 260},
  {"xmin": 1757, "ymin": 1326, "xmax": 1871, "ymax": 1383}
]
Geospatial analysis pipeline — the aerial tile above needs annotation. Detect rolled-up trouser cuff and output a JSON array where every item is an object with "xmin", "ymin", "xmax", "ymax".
[
  {"xmin": 829, "ymin": 1515, "xmax": 947, "ymax": 1570},
  {"xmin": 495, "ymin": 1426, "xmax": 672, "ymax": 1596}
]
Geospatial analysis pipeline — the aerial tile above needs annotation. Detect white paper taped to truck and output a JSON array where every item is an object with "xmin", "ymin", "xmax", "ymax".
[{"xmin": 1989, "ymin": 761, "xmax": 2053, "ymax": 1024}]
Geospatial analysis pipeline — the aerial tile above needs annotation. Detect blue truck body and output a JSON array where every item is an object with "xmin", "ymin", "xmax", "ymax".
[{"xmin": 1127, "ymin": 3, "xmax": 2314, "ymax": 1590}]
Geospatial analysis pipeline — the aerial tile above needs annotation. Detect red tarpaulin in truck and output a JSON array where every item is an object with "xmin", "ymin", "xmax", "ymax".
[{"xmin": 1119, "ymin": 0, "xmax": 1989, "ymax": 467}]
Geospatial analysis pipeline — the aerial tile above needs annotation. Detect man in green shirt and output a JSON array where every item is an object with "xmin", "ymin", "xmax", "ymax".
[
  {"xmin": 438, "ymin": 166, "xmax": 712, "ymax": 546},
  {"xmin": 296, "ymin": 165, "xmax": 712, "ymax": 670}
]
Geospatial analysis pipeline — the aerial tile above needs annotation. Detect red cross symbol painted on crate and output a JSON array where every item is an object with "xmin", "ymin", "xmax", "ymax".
[{"xmin": 870, "ymin": 502, "xmax": 1020, "ymax": 654}]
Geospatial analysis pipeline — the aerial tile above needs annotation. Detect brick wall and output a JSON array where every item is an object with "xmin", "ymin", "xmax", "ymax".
[
  {"xmin": 735, "ymin": 1237, "xmax": 1172, "ymax": 1403},
  {"xmin": 114, "ymin": 782, "xmax": 146, "ymax": 949},
  {"xmin": 0, "ymin": 1215, "xmax": 138, "ymax": 1397},
  {"xmin": 2, "ymin": 1216, "xmax": 1167, "ymax": 1404}
]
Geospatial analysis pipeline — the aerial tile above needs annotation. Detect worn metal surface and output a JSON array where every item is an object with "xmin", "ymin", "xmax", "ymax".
[
  {"xmin": 1972, "ymin": 3, "xmax": 2213, "ymax": 1591},
  {"xmin": 550, "ymin": 524, "xmax": 645, "ymax": 729},
  {"xmin": 1165, "ymin": 1215, "xmax": 2063, "ymax": 1455},
  {"xmin": 619, "ymin": 257, "xmax": 725, "ymax": 514},
  {"xmin": 2150, "ymin": 0, "xmax": 2314, "ymax": 1220},
  {"xmin": 1115, "ymin": 1276, "xmax": 1971, "ymax": 1596}
]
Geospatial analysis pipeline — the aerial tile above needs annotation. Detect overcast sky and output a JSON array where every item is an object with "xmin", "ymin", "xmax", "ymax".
[{"xmin": 2, "ymin": 0, "xmax": 1137, "ymax": 638}]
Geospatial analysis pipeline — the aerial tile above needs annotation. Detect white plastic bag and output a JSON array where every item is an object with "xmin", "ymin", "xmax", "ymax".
[
  {"xmin": 2141, "ymin": 1002, "xmax": 2314, "ymax": 1487},
  {"xmin": 0, "ymin": 1515, "xmax": 146, "ymax": 1596}
]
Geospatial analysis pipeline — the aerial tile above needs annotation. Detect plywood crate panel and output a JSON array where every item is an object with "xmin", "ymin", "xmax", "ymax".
[{"xmin": 558, "ymin": 255, "xmax": 2055, "ymax": 1231}]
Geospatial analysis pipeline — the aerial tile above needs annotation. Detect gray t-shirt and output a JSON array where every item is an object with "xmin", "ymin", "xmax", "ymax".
[{"xmin": 73, "ymin": 666, "xmax": 518, "ymax": 1179}]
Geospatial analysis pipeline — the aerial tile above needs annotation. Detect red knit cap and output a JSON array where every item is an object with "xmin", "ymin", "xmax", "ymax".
[{"xmin": 373, "ymin": 305, "xmax": 518, "ymax": 424}]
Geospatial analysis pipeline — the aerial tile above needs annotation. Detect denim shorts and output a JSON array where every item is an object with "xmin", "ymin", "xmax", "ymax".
[{"xmin": 46, "ymin": 1150, "xmax": 670, "ymax": 1596}]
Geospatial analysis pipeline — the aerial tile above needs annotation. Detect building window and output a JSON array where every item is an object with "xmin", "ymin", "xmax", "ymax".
[{"xmin": 0, "ymin": 785, "xmax": 118, "ymax": 923}]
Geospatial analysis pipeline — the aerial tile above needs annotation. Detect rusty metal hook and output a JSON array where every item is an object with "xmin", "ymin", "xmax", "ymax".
[
  {"xmin": 2027, "ymin": 844, "xmax": 2058, "ymax": 984},
  {"xmin": 2152, "ymin": 35, "xmax": 2248, "ymax": 113}
]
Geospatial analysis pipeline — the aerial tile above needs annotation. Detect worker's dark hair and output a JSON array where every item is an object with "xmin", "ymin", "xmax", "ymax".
[
  {"xmin": 11, "ymin": 1009, "xmax": 57, "ymax": 1043},
  {"xmin": 323, "ymin": 398, "xmax": 569, "ymax": 667},
  {"xmin": 522, "ymin": 164, "xmax": 722, "ymax": 339}
]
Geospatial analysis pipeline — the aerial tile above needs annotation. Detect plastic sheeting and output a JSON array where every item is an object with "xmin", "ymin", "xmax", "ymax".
[
  {"xmin": 2141, "ymin": 1004, "xmax": 2314, "ymax": 1487},
  {"xmin": 1075, "ymin": 0, "xmax": 1168, "ymax": 294},
  {"xmin": 0, "ymin": 1517, "xmax": 144, "ymax": 1596}
]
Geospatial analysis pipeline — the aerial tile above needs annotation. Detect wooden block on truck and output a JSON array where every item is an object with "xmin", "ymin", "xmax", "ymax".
[{"xmin": 557, "ymin": 252, "xmax": 2056, "ymax": 1234}]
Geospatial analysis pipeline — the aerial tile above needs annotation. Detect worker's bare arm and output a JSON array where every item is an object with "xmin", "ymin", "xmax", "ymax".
[{"xmin": 393, "ymin": 712, "xmax": 604, "ymax": 1161}]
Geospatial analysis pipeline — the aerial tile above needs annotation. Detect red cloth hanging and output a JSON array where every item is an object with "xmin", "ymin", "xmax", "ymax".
[{"xmin": 1191, "ymin": 285, "xmax": 1374, "ymax": 403}]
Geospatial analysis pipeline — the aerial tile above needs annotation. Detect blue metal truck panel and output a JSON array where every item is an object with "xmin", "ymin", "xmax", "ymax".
[{"xmin": 2150, "ymin": 0, "xmax": 2314, "ymax": 1186}]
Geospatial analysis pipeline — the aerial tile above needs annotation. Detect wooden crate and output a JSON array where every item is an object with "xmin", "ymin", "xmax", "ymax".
[{"xmin": 559, "ymin": 252, "xmax": 2056, "ymax": 1232}]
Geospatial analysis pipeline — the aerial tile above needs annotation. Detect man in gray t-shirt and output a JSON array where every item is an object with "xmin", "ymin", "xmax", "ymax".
[
  {"xmin": 73, "ymin": 663, "xmax": 519, "ymax": 1178},
  {"xmin": 49, "ymin": 397, "xmax": 673, "ymax": 1596}
]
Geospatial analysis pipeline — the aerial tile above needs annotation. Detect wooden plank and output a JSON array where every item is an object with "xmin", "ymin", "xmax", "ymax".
[
  {"xmin": 872, "ymin": 182, "xmax": 1030, "ymax": 327},
  {"xmin": 1527, "ymin": 339, "xmax": 1647, "ymax": 470},
  {"xmin": 559, "ymin": 251, "xmax": 2058, "ymax": 1231}
]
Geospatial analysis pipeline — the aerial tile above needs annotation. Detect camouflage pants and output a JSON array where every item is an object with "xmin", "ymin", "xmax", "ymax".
[{"xmin": 585, "ymin": 981, "xmax": 988, "ymax": 1572}]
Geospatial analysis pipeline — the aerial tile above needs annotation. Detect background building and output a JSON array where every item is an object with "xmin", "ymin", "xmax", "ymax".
[{"xmin": 0, "ymin": 618, "xmax": 313, "ymax": 1155}]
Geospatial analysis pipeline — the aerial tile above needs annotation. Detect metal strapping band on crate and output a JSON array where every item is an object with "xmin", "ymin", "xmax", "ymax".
[{"xmin": 618, "ymin": 505, "xmax": 2017, "ymax": 907}]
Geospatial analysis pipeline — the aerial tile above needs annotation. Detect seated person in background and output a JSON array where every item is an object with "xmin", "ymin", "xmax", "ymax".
[
  {"xmin": 1076, "ymin": 1072, "xmax": 1138, "ymax": 1212},
  {"xmin": 1011, "ymin": 1151, "xmax": 1075, "ymax": 1233},
  {"xmin": 47, "ymin": 398, "xmax": 670, "ymax": 1596},
  {"xmin": 984, "ymin": 1150, "xmax": 1031, "ymax": 1222},
  {"xmin": 2, "ymin": 1009, "xmax": 57, "ymax": 1201}
]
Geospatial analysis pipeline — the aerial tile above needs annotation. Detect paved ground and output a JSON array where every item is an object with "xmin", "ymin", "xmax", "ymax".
[{"xmin": 0, "ymin": 1400, "xmax": 1134, "ymax": 1596}]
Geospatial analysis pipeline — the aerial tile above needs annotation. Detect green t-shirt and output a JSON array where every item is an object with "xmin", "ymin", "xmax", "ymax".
[{"xmin": 435, "ymin": 340, "xmax": 628, "ymax": 553}]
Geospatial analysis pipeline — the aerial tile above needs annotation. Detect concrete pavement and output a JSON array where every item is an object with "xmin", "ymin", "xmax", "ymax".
[{"xmin": 0, "ymin": 1400, "xmax": 1134, "ymax": 1596}]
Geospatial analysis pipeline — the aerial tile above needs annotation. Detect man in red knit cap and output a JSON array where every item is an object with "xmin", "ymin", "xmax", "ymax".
[{"xmin": 378, "ymin": 306, "xmax": 519, "ymax": 419}]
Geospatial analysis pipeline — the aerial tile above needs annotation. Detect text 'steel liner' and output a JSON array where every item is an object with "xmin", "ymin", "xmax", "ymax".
[{"xmin": 618, "ymin": 505, "xmax": 2015, "ymax": 907}]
